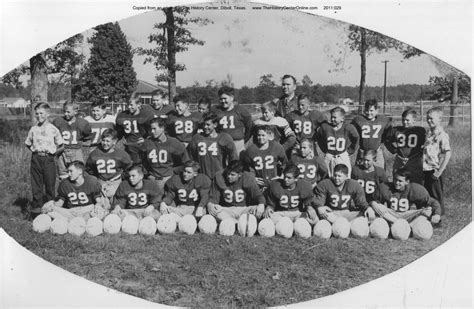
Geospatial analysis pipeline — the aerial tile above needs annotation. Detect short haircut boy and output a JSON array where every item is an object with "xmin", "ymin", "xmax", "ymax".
[
  {"xmin": 394, "ymin": 168, "xmax": 411, "ymax": 181},
  {"xmin": 149, "ymin": 117, "xmax": 167, "ymax": 128},
  {"xmin": 225, "ymin": 160, "xmax": 243, "ymax": 174},
  {"xmin": 261, "ymin": 101, "xmax": 277, "ymax": 112},
  {"xmin": 34, "ymin": 102, "xmax": 51, "ymax": 112},
  {"xmin": 330, "ymin": 106, "xmax": 345, "ymax": 117},
  {"xmin": 218, "ymin": 86, "xmax": 235, "ymax": 97},
  {"xmin": 402, "ymin": 108, "xmax": 417, "ymax": 118},
  {"xmin": 297, "ymin": 93, "xmax": 310, "ymax": 102},
  {"xmin": 101, "ymin": 128, "xmax": 118, "ymax": 140},
  {"xmin": 66, "ymin": 160, "xmax": 85, "ymax": 171},
  {"xmin": 364, "ymin": 99, "xmax": 378, "ymax": 110},
  {"xmin": 183, "ymin": 160, "xmax": 200, "ymax": 172},
  {"xmin": 173, "ymin": 94, "xmax": 189, "ymax": 104},
  {"xmin": 283, "ymin": 163, "xmax": 300, "ymax": 178},
  {"xmin": 333, "ymin": 164, "xmax": 349, "ymax": 176},
  {"xmin": 151, "ymin": 89, "xmax": 168, "ymax": 98},
  {"xmin": 203, "ymin": 112, "xmax": 219, "ymax": 124}
]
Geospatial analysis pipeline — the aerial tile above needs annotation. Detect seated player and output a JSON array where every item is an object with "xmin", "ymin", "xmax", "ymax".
[
  {"xmin": 207, "ymin": 161, "xmax": 265, "ymax": 222},
  {"xmin": 167, "ymin": 94, "xmax": 203, "ymax": 147},
  {"xmin": 384, "ymin": 109, "xmax": 425, "ymax": 184},
  {"xmin": 111, "ymin": 165, "xmax": 161, "ymax": 220},
  {"xmin": 351, "ymin": 149, "xmax": 388, "ymax": 203},
  {"xmin": 141, "ymin": 117, "xmax": 189, "ymax": 196},
  {"xmin": 285, "ymin": 94, "xmax": 326, "ymax": 154},
  {"xmin": 84, "ymin": 101, "xmax": 116, "ymax": 152},
  {"xmin": 187, "ymin": 112, "xmax": 238, "ymax": 179},
  {"xmin": 289, "ymin": 138, "xmax": 328, "ymax": 188},
  {"xmin": 315, "ymin": 107, "xmax": 359, "ymax": 177},
  {"xmin": 264, "ymin": 164, "xmax": 317, "ymax": 224},
  {"xmin": 42, "ymin": 161, "xmax": 107, "ymax": 220},
  {"xmin": 160, "ymin": 161, "xmax": 211, "ymax": 218},
  {"xmin": 85, "ymin": 129, "xmax": 132, "ymax": 200},
  {"xmin": 369, "ymin": 169, "xmax": 441, "ymax": 224},
  {"xmin": 252, "ymin": 101, "xmax": 296, "ymax": 154},
  {"xmin": 241, "ymin": 125, "xmax": 288, "ymax": 189},
  {"xmin": 313, "ymin": 164, "xmax": 373, "ymax": 223}
]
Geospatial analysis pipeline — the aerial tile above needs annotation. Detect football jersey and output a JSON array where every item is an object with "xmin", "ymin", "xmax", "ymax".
[
  {"xmin": 351, "ymin": 166, "xmax": 388, "ymax": 202},
  {"xmin": 253, "ymin": 116, "xmax": 296, "ymax": 151},
  {"xmin": 166, "ymin": 111, "xmax": 203, "ymax": 143},
  {"xmin": 112, "ymin": 179, "xmax": 161, "ymax": 209},
  {"xmin": 84, "ymin": 114, "xmax": 116, "ymax": 146},
  {"xmin": 162, "ymin": 173, "xmax": 211, "ymax": 208},
  {"xmin": 289, "ymin": 154, "xmax": 328, "ymax": 185},
  {"xmin": 115, "ymin": 109, "xmax": 154, "ymax": 144},
  {"xmin": 385, "ymin": 126, "xmax": 426, "ymax": 158},
  {"xmin": 187, "ymin": 133, "xmax": 238, "ymax": 179},
  {"xmin": 316, "ymin": 122, "xmax": 359, "ymax": 155},
  {"xmin": 85, "ymin": 147, "xmax": 132, "ymax": 181},
  {"xmin": 52, "ymin": 116, "xmax": 92, "ymax": 149},
  {"xmin": 57, "ymin": 175, "xmax": 102, "ymax": 208},
  {"xmin": 209, "ymin": 171, "xmax": 265, "ymax": 207},
  {"xmin": 351, "ymin": 114, "xmax": 392, "ymax": 151},
  {"xmin": 286, "ymin": 110, "xmax": 326, "ymax": 142},
  {"xmin": 373, "ymin": 182, "xmax": 441, "ymax": 215},
  {"xmin": 273, "ymin": 95, "xmax": 298, "ymax": 118},
  {"xmin": 265, "ymin": 179, "xmax": 313, "ymax": 211},
  {"xmin": 212, "ymin": 105, "xmax": 253, "ymax": 141},
  {"xmin": 140, "ymin": 137, "xmax": 189, "ymax": 178},
  {"xmin": 313, "ymin": 178, "xmax": 368, "ymax": 211},
  {"xmin": 241, "ymin": 141, "xmax": 287, "ymax": 184}
]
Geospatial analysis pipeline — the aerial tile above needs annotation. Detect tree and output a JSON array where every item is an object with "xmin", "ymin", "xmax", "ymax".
[
  {"xmin": 255, "ymin": 74, "xmax": 277, "ymax": 103},
  {"xmin": 136, "ymin": 7, "xmax": 212, "ymax": 102},
  {"xmin": 76, "ymin": 23, "xmax": 136, "ymax": 102}
]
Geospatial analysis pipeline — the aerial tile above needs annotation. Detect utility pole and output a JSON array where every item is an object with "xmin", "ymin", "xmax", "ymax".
[{"xmin": 382, "ymin": 60, "xmax": 388, "ymax": 114}]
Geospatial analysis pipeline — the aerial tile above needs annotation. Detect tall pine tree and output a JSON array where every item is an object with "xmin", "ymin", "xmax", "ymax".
[{"xmin": 76, "ymin": 22, "xmax": 137, "ymax": 102}]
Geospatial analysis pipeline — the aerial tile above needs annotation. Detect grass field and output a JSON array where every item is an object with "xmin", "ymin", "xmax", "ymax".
[{"xmin": 0, "ymin": 118, "xmax": 471, "ymax": 307}]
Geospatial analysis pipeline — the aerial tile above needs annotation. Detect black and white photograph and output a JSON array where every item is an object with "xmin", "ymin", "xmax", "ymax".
[{"xmin": 0, "ymin": 0, "xmax": 472, "ymax": 307}]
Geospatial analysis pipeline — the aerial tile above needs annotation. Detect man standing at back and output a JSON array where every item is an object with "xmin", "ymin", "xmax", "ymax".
[{"xmin": 273, "ymin": 74, "xmax": 298, "ymax": 117}]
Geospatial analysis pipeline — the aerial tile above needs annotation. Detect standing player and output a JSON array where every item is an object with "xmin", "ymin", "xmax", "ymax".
[
  {"xmin": 115, "ymin": 98, "xmax": 154, "ymax": 164},
  {"xmin": 286, "ymin": 94, "xmax": 326, "ymax": 152},
  {"xmin": 253, "ymin": 101, "xmax": 296, "ymax": 154},
  {"xmin": 52, "ymin": 101, "xmax": 92, "ymax": 179},
  {"xmin": 212, "ymin": 86, "xmax": 253, "ymax": 154},
  {"xmin": 313, "ymin": 164, "xmax": 373, "ymax": 223},
  {"xmin": 370, "ymin": 169, "xmax": 441, "ymax": 224},
  {"xmin": 166, "ymin": 94, "xmax": 203, "ymax": 147},
  {"xmin": 351, "ymin": 99, "xmax": 392, "ymax": 169},
  {"xmin": 384, "ymin": 109, "xmax": 425, "ymax": 184},
  {"xmin": 351, "ymin": 149, "xmax": 388, "ymax": 203},
  {"xmin": 160, "ymin": 161, "xmax": 211, "ymax": 218},
  {"xmin": 187, "ymin": 112, "xmax": 238, "ymax": 179},
  {"xmin": 148, "ymin": 89, "xmax": 174, "ymax": 119},
  {"xmin": 111, "ymin": 165, "xmax": 161, "ymax": 220},
  {"xmin": 85, "ymin": 129, "xmax": 132, "ymax": 200},
  {"xmin": 140, "ymin": 117, "xmax": 189, "ymax": 196},
  {"xmin": 289, "ymin": 139, "xmax": 328, "ymax": 188},
  {"xmin": 264, "ymin": 164, "xmax": 318, "ymax": 224},
  {"xmin": 315, "ymin": 107, "xmax": 359, "ymax": 177},
  {"xmin": 84, "ymin": 101, "xmax": 116, "ymax": 152},
  {"xmin": 241, "ymin": 125, "xmax": 287, "ymax": 189},
  {"xmin": 207, "ymin": 161, "xmax": 265, "ymax": 222},
  {"xmin": 273, "ymin": 74, "xmax": 298, "ymax": 117}
]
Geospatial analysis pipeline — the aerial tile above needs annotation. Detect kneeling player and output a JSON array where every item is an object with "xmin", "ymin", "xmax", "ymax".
[
  {"xmin": 207, "ymin": 161, "xmax": 265, "ymax": 222},
  {"xmin": 289, "ymin": 138, "xmax": 328, "ymax": 188},
  {"xmin": 264, "ymin": 164, "xmax": 318, "ymax": 224},
  {"xmin": 111, "ymin": 165, "xmax": 161, "ymax": 220},
  {"xmin": 351, "ymin": 149, "xmax": 388, "ymax": 202},
  {"xmin": 160, "ymin": 161, "xmax": 211, "ymax": 218},
  {"xmin": 369, "ymin": 169, "xmax": 441, "ymax": 224},
  {"xmin": 42, "ymin": 160, "xmax": 107, "ymax": 220},
  {"xmin": 313, "ymin": 164, "xmax": 373, "ymax": 223}
]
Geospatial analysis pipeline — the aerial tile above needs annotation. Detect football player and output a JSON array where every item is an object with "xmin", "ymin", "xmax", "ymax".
[
  {"xmin": 385, "ymin": 109, "xmax": 425, "ymax": 184},
  {"xmin": 351, "ymin": 99, "xmax": 392, "ymax": 169},
  {"xmin": 241, "ymin": 125, "xmax": 287, "ymax": 189},
  {"xmin": 52, "ymin": 101, "xmax": 92, "ymax": 179},
  {"xmin": 187, "ymin": 112, "xmax": 238, "ymax": 179},
  {"xmin": 160, "ymin": 161, "xmax": 211, "ymax": 218},
  {"xmin": 207, "ymin": 160, "xmax": 265, "ymax": 222},
  {"xmin": 85, "ymin": 129, "xmax": 132, "ymax": 200},
  {"xmin": 212, "ymin": 86, "xmax": 253, "ymax": 154},
  {"xmin": 115, "ymin": 98, "xmax": 155, "ymax": 164},
  {"xmin": 289, "ymin": 138, "xmax": 328, "ymax": 188},
  {"xmin": 148, "ymin": 89, "xmax": 174, "ymax": 119},
  {"xmin": 273, "ymin": 74, "xmax": 298, "ymax": 117},
  {"xmin": 313, "ymin": 164, "xmax": 373, "ymax": 223},
  {"xmin": 84, "ymin": 101, "xmax": 116, "ymax": 152},
  {"xmin": 111, "ymin": 164, "xmax": 161, "ymax": 220},
  {"xmin": 351, "ymin": 149, "xmax": 388, "ymax": 202},
  {"xmin": 315, "ymin": 107, "xmax": 359, "ymax": 177},
  {"xmin": 197, "ymin": 97, "xmax": 212, "ymax": 116},
  {"xmin": 166, "ymin": 94, "xmax": 203, "ymax": 147},
  {"xmin": 264, "ymin": 164, "xmax": 318, "ymax": 224},
  {"xmin": 370, "ymin": 169, "xmax": 441, "ymax": 224}
]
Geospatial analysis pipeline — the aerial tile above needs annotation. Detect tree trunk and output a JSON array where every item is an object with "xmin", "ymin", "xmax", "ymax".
[
  {"xmin": 358, "ymin": 28, "xmax": 367, "ymax": 113},
  {"xmin": 165, "ymin": 8, "xmax": 177, "ymax": 104},
  {"xmin": 30, "ymin": 52, "xmax": 48, "ymax": 124},
  {"xmin": 448, "ymin": 75, "xmax": 458, "ymax": 127}
]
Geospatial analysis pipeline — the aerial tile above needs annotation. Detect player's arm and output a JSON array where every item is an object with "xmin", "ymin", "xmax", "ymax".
[
  {"xmin": 315, "ymin": 157, "xmax": 329, "ymax": 181},
  {"xmin": 383, "ymin": 127, "xmax": 397, "ymax": 154},
  {"xmin": 263, "ymin": 184, "xmax": 277, "ymax": 218},
  {"xmin": 314, "ymin": 127, "xmax": 327, "ymax": 153},
  {"xmin": 245, "ymin": 176, "xmax": 266, "ymax": 218},
  {"xmin": 85, "ymin": 155, "xmax": 96, "ymax": 176},
  {"xmin": 347, "ymin": 124, "xmax": 360, "ymax": 155},
  {"xmin": 186, "ymin": 138, "xmax": 198, "ymax": 160},
  {"xmin": 172, "ymin": 141, "xmax": 190, "ymax": 174},
  {"xmin": 82, "ymin": 120, "xmax": 93, "ymax": 142},
  {"xmin": 279, "ymin": 118, "xmax": 297, "ymax": 151},
  {"xmin": 381, "ymin": 116, "xmax": 393, "ymax": 143},
  {"xmin": 207, "ymin": 178, "xmax": 222, "ymax": 216},
  {"xmin": 241, "ymin": 108, "xmax": 254, "ymax": 143},
  {"xmin": 196, "ymin": 176, "xmax": 212, "ymax": 213},
  {"xmin": 111, "ymin": 183, "xmax": 128, "ymax": 209},
  {"xmin": 353, "ymin": 182, "xmax": 369, "ymax": 211},
  {"xmin": 223, "ymin": 135, "xmax": 238, "ymax": 162},
  {"xmin": 410, "ymin": 185, "xmax": 442, "ymax": 219},
  {"xmin": 312, "ymin": 182, "xmax": 333, "ymax": 219},
  {"xmin": 300, "ymin": 183, "xmax": 317, "ymax": 221},
  {"xmin": 434, "ymin": 134, "xmax": 452, "ymax": 178}
]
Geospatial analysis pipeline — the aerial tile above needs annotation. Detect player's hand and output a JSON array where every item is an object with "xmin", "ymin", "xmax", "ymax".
[
  {"xmin": 137, "ymin": 137, "xmax": 145, "ymax": 144},
  {"xmin": 195, "ymin": 207, "xmax": 205, "ymax": 218},
  {"xmin": 148, "ymin": 175, "xmax": 156, "ymax": 180},
  {"xmin": 255, "ymin": 204, "xmax": 265, "ymax": 218},
  {"xmin": 364, "ymin": 207, "xmax": 375, "ymax": 220},
  {"xmin": 144, "ymin": 205, "xmax": 155, "ymax": 216},
  {"xmin": 317, "ymin": 206, "xmax": 332, "ymax": 220},
  {"xmin": 263, "ymin": 206, "xmax": 274, "ymax": 219},
  {"xmin": 306, "ymin": 206, "xmax": 317, "ymax": 221},
  {"xmin": 159, "ymin": 203, "xmax": 169, "ymax": 215},
  {"xmin": 431, "ymin": 214, "xmax": 441, "ymax": 224},
  {"xmin": 432, "ymin": 170, "xmax": 442, "ymax": 179},
  {"xmin": 207, "ymin": 203, "xmax": 220, "ymax": 216},
  {"xmin": 41, "ymin": 200, "xmax": 55, "ymax": 213},
  {"xmin": 255, "ymin": 177, "xmax": 265, "ymax": 186}
]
